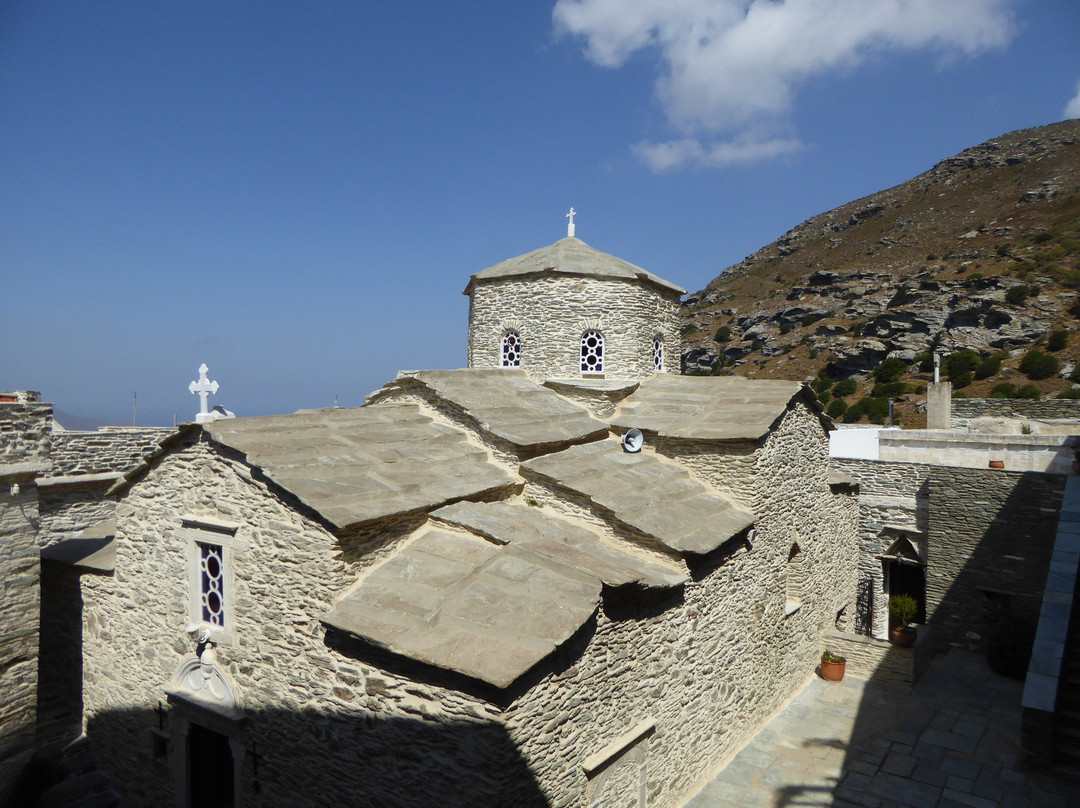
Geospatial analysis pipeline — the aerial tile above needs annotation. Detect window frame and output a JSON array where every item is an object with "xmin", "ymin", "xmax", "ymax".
[
  {"xmin": 181, "ymin": 518, "xmax": 245, "ymax": 645},
  {"xmin": 580, "ymin": 330, "xmax": 605, "ymax": 374},
  {"xmin": 501, "ymin": 329, "xmax": 522, "ymax": 367}
]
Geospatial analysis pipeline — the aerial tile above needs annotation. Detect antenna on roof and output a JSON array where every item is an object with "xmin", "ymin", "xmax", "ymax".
[{"xmin": 566, "ymin": 207, "xmax": 576, "ymax": 238}]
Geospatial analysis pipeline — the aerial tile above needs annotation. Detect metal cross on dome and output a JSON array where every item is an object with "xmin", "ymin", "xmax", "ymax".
[{"xmin": 188, "ymin": 364, "xmax": 219, "ymax": 421}]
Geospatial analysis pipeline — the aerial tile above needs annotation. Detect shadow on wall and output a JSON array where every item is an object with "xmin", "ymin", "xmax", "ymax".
[
  {"xmin": 759, "ymin": 467, "xmax": 1072, "ymax": 807},
  {"xmin": 77, "ymin": 704, "xmax": 551, "ymax": 808}
]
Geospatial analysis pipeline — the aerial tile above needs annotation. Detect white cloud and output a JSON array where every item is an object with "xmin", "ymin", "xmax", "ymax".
[
  {"xmin": 634, "ymin": 136, "xmax": 802, "ymax": 171},
  {"xmin": 1066, "ymin": 80, "xmax": 1080, "ymax": 120},
  {"xmin": 554, "ymin": 0, "xmax": 1016, "ymax": 170}
]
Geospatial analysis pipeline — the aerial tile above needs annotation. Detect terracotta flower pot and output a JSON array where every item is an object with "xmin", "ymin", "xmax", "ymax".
[
  {"xmin": 890, "ymin": 626, "xmax": 917, "ymax": 647},
  {"xmin": 820, "ymin": 658, "xmax": 846, "ymax": 681}
]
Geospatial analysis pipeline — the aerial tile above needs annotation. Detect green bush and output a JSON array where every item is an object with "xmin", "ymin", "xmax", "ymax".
[
  {"xmin": 832, "ymin": 378, "xmax": 857, "ymax": 398},
  {"xmin": 1048, "ymin": 330, "xmax": 1068, "ymax": 351},
  {"xmin": 1017, "ymin": 384, "xmax": 1041, "ymax": 400},
  {"xmin": 779, "ymin": 322, "xmax": 792, "ymax": 335},
  {"xmin": 872, "ymin": 381, "xmax": 907, "ymax": 398},
  {"xmin": 1057, "ymin": 388, "xmax": 1080, "ymax": 400},
  {"xmin": 713, "ymin": 325, "xmax": 732, "ymax": 343},
  {"xmin": 1006, "ymin": 284, "xmax": 1037, "ymax": 305},
  {"xmin": 1019, "ymin": 349, "xmax": 1059, "ymax": 380},
  {"xmin": 842, "ymin": 401, "xmax": 865, "ymax": 422},
  {"xmin": 826, "ymin": 399, "xmax": 847, "ymax": 419},
  {"xmin": 952, "ymin": 371, "xmax": 973, "ymax": 389},
  {"xmin": 811, "ymin": 376, "xmax": 832, "ymax": 394},
  {"xmin": 874, "ymin": 357, "xmax": 909, "ymax": 384},
  {"xmin": 817, "ymin": 390, "xmax": 832, "ymax": 405},
  {"xmin": 944, "ymin": 350, "xmax": 980, "ymax": 379},
  {"xmin": 974, "ymin": 354, "xmax": 1003, "ymax": 380},
  {"xmin": 990, "ymin": 383, "xmax": 1017, "ymax": 398},
  {"xmin": 888, "ymin": 286, "xmax": 911, "ymax": 307},
  {"xmin": 862, "ymin": 397, "xmax": 890, "ymax": 424}
]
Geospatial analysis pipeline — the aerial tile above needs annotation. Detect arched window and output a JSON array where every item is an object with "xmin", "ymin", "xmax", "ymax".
[
  {"xmin": 502, "ymin": 330, "xmax": 521, "ymax": 367},
  {"xmin": 581, "ymin": 330, "xmax": 604, "ymax": 373},
  {"xmin": 653, "ymin": 337, "xmax": 664, "ymax": 372}
]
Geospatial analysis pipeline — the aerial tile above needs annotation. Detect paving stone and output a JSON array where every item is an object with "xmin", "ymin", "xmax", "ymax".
[
  {"xmin": 911, "ymin": 762, "xmax": 948, "ymax": 787},
  {"xmin": 881, "ymin": 752, "xmax": 917, "ymax": 777},
  {"xmin": 946, "ymin": 774, "xmax": 976, "ymax": 793},
  {"xmin": 942, "ymin": 788, "xmax": 998, "ymax": 808},
  {"xmin": 941, "ymin": 756, "xmax": 983, "ymax": 780}
]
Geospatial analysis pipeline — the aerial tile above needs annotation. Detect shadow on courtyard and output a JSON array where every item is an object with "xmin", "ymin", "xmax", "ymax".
[{"xmin": 710, "ymin": 468, "xmax": 1078, "ymax": 808}]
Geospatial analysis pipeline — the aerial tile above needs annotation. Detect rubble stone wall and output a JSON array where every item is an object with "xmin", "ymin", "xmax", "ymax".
[
  {"xmin": 951, "ymin": 397, "xmax": 1080, "ymax": 425},
  {"xmin": 49, "ymin": 427, "xmax": 172, "ymax": 477},
  {"xmin": 0, "ymin": 402, "xmax": 53, "ymax": 464},
  {"xmin": 926, "ymin": 466, "xmax": 1065, "ymax": 652},
  {"xmin": 830, "ymin": 458, "xmax": 930, "ymax": 638},
  {"xmin": 0, "ymin": 484, "xmax": 40, "ymax": 804},
  {"xmin": 468, "ymin": 275, "xmax": 681, "ymax": 382},
  {"xmin": 81, "ymin": 435, "xmax": 526, "ymax": 807},
  {"xmin": 508, "ymin": 402, "xmax": 859, "ymax": 808}
]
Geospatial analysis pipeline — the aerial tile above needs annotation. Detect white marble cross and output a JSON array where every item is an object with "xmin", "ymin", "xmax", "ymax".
[
  {"xmin": 189, "ymin": 364, "xmax": 220, "ymax": 422},
  {"xmin": 566, "ymin": 207, "xmax": 576, "ymax": 238}
]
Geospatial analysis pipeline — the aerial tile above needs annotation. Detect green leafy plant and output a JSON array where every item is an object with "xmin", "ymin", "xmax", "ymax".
[
  {"xmin": 990, "ymin": 383, "xmax": 1017, "ymax": 399},
  {"xmin": 944, "ymin": 350, "xmax": 980, "ymax": 379},
  {"xmin": 821, "ymin": 650, "xmax": 846, "ymax": 664},
  {"xmin": 888, "ymin": 594, "xmax": 918, "ymax": 628},
  {"xmin": 713, "ymin": 325, "xmax": 732, "ymax": 343},
  {"xmin": 1019, "ymin": 349, "xmax": 1059, "ymax": 380},
  {"xmin": 832, "ymin": 378, "xmax": 857, "ymax": 398},
  {"xmin": 1017, "ymin": 384, "xmax": 1042, "ymax": 400},
  {"xmin": 826, "ymin": 399, "xmax": 848, "ymax": 419},
  {"xmin": 974, "ymin": 353, "xmax": 1004, "ymax": 380},
  {"xmin": 874, "ymin": 357, "xmax": 909, "ymax": 384}
]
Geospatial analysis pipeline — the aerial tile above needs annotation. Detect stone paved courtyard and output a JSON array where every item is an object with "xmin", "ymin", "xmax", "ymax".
[{"xmin": 681, "ymin": 650, "xmax": 1078, "ymax": 808}]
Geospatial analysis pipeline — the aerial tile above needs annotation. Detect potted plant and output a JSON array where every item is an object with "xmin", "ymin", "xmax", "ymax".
[
  {"xmin": 820, "ymin": 650, "xmax": 846, "ymax": 681},
  {"xmin": 888, "ymin": 594, "xmax": 918, "ymax": 647}
]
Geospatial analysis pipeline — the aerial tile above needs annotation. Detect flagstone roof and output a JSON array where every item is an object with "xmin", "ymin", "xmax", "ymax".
[
  {"xmin": 202, "ymin": 404, "xmax": 516, "ymax": 532},
  {"xmin": 463, "ymin": 237, "xmax": 685, "ymax": 296},
  {"xmin": 323, "ymin": 499, "xmax": 688, "ymax": 688},
  {"xmin": 611, "ymin": 375, "xmax": 818, "ymax": 441},
  {"xmin": 366, "ymin": 369, "xmax": 609, "ymax": 450},
  {"xmin": 522, "ymin": 439, "xmax": 755, "ymax": 555}
]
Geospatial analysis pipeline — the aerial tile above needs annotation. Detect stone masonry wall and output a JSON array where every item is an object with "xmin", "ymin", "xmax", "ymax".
[
  {"xmin": 0, "ymin": 484, "xmax": 40, "ymax": 803},
  {"xmin": 926, "ymin": 466, "xmax": 1065, "ymax": 653},
  {"xmin": 37, "ymin": 484, "xmax": 117, "ymax": 549},
  {"xmin": 506, "ymin": 402, "xmax": 859, "ymax": 808},
  {"xmin": 0, "ymin": 402, "xmax": 53, "ymax": 464},
  {"xmin": 951, "ymin": 397, "xmax": 1080, "ymax": 425},
  {"xmin": 49, "ymin": 427, "xmax": 172, "ymax": 477},
  {"xmin": 0, "ymin": 401, "xmax": 50, "ymax": 802},
  {"xmin": 830, "ymin": 458, "xmax": 930, "ymax": 638},
  {"xmin": 81, "ymin": 434, "xmax": 524, "ymax": 807},
  {"xmin": 468, "ymin": 275, "xmax": 681, "ymax": 382}
]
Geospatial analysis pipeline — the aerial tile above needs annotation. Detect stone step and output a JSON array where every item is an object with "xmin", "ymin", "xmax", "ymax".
[{"xmin": 40, "ymin": 770, "xmax": 110, "ymax": 808}]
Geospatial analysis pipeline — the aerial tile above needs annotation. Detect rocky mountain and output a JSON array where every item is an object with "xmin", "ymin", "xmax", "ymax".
[{"xmin": 681, "ymin": 119, "xmax": 1080, "ymax": 426}]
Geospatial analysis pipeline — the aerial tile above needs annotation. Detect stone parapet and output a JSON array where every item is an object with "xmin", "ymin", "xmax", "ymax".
[
  {"xmin": 952, "ymin": 397, "xmax": 1080, "ymax": 425},
  {"xmin": 48, "ymin": 427, "xmax": 173, "ymax": 477}
]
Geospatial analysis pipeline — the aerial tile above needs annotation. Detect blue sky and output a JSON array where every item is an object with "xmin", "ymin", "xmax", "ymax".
[{"xmin": 3, "ymin": 1, "xmax": 1079, "ymax": 426}]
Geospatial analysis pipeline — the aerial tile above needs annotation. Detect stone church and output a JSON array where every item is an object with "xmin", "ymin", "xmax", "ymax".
[{"xmin": 9, "ymin": 228, "xmax": 860, "ymax": 807}]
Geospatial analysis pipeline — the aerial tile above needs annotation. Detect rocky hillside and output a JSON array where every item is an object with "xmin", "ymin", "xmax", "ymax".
[{"xmin": 681, "ymin": 119, "xmax": 1080, "ymax": 426}]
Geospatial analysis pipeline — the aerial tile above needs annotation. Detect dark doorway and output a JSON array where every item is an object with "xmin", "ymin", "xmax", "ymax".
[
  {"xmin": 188, "ymin": 723, "xmax": 234, "ymax": 808},
  {"xmin": 886, "ymin": 561, "xmax": 926, "ymax": 625}
]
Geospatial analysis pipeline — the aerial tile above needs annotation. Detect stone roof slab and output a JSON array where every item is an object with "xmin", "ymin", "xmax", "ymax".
[
  {"xmin": 611, "ymin": 375, "xmax": 809, "ymax": 441},
  {"xmin": 322, "ymin": 525, "xmax": 603, "ymax": 688},
  {"xmin": 202, "ymin": 404, "xmax": 516, "ymax": 532},
  {"xmin": 367, "ymin": 369, "xmax": 609, "ymax": 450},
  {"xmin": 464, "ymin": 237, "xmax": 685, "ymax": 296},
  {"xmin": 431, "ymin": 500, "xmax": 686, "ymax": 589},
  {"xmin": 522, "ymin": 440, "xmax": 755, "ymax": 556}
]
